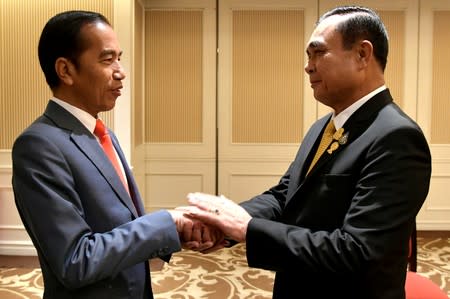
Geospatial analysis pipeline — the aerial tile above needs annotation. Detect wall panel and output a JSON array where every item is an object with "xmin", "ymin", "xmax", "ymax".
[
  {"xmin": 145, "ymin": 10, "xmax": 203, "ymax": 143},
  {"xmin": 217, "ymin": 0, "xmax": 318, "ymax": 201},
  {"xmin": 136, "ymin": 0, "xmax": 216, "ymax": 211},
  {"xmin": 0, "ymin": 0, "xmax": 114, "ymax": 150},
  {"xmin": 232, "ymin": 10, "xmax": 304, "ymax": 143},
  {"xmin": 431, "ymin": 11, "xmax": 450, "ymax": 144},
  {"xmin": 417, "ymin": 0, "xmax": 450, "ymax": 229},
  {"xmin": 379, "ymin": 11, "xmax": 405, "ymax": 108},
  {"xmin": 134, "ymin": 0, "xmax": 145, "ymax": 148}
]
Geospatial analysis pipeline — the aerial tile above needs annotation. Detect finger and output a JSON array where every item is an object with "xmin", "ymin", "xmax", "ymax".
[
  {"xmin": 190, "ymin": 221, "xmax": 203, "ymax": 243},
  {"xmin": 187, "ymin": 195, "xmax": 211, "ymax": 210},
  {"xmin": 211, "ymin": 228, "xmax": 225, "ymax": 244},
  {"xmin": 183, "ymin": 209, "xmax": 221, "ymax": 227},
  {"xmin": 188, "ymin": 194, "xmax": 233, "ymax": 216},
  {"xmin": 183, "ymin": 241, "xmax": 200, "ymax": 251},
  {"xmin": 177, "ymin": 206, "xmax": 204, "ymax": 215},
  {"xmin": 201, "ymin": 225, "xmax": 212, "ymax": 243},
  {"xmin": 175, "ymin": 206, "xmax": 195, "ymax": 211},
  {"xmin": 200, "ymin": 241, "xmax": 226, "ymax": 254},
  {"xmin": 196, "ymin": 241, "xmax": 214, "ymax": 252},
  {"xmin": 186, "ymin": 196, "xmax": 222, "ymax": 217},
  {"xmin": 188, "ymin": 192, "xmax": 213, "ymax": 200},
  {"xmin": 187, "ymin": 193, "xmax": 220, "ymax": 209},
  {"xmin": 181, "ymin": 218, "xmax": 193, "ymax": 242}
]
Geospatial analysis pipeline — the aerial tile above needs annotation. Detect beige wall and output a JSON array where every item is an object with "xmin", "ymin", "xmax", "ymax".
[
  {"xmin": 2, "ymin": 1, "xmax": 448, "ymax": 155},
  {"xmin": 0, "ymin": 0, "xmax": 115, "ymax": 150},
  {"xmin": 133, "ymin": 0, "xmax": 144, "ymax": 155},
  {"xmin": 144, "ymin": 10, "xmax": 204, "ymax": 143},
  {"xmin": 0, "ymin": 0, "xmax": 130, "ymax": 256},
  {"xmin": 140, "ymin": 0, "xmax": 450, "ymax": 231},
  {"xmin": 431, "ymin": 11, "xmax": 450, "ymax": 144},
  {"xmin": 1, "ymin": 0, "xmax": 450, "ymax": 256}
]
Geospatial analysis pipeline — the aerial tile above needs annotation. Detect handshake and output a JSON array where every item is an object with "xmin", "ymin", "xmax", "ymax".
[{"xmin": 168, "ymin": 192, "xmax": 252, "ymax": 253}]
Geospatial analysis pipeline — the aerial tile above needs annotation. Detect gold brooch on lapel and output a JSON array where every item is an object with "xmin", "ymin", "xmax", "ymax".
[
  {"xmin": 333, "ymin": 128, "xmax": 344, "ymax": 141},
  {"xmin": 327, "ymin": 128, "xmax": 348, "ymax": 154},
  {"xmin": 328, "ymin": 141, "xmax": 339, "ymax": 154}
]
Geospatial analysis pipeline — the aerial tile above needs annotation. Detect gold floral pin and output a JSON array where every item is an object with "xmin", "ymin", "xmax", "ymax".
[{"xmin": 327, "ymin": 128, "xmax": 349, "ymax": 154}]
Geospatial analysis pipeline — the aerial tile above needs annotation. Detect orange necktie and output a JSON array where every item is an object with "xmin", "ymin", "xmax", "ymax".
[
  {"xmin": 94, "ymin": 119, "xmax": 129, "ymax": 193},
  {"xmin": 307, "ymin": 120, "xmax": 336, "ymax": 174}
]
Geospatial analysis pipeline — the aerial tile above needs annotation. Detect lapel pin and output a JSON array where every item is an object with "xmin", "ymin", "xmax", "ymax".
[
  {"xmin": 327, "ymin": 141, "xmax": 339, "ymax": 154},
  {"xmin": 327, "ymin": 128, "xmax": 349, "ymax": 154},
  {"xmin": 339, "ymin": 132, "xmax": 349, "ymax": 145},
  {"xmin": 333, "ymin": 128, "xmax": 344, "ymax": 141}
]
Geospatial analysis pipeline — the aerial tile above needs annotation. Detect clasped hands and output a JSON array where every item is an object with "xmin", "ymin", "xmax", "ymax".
[{"xmin": 168, "ymin": 192, "xmax": 252, "ymax": 253}]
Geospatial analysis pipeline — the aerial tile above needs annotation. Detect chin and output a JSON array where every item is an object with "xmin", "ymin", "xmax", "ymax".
[
  {"xmin": 107, "ymin": 99, "xmax": 117, "ymax": 109},
  {"xmin": 100, "ymin": 104, "xmax": 115, "ymax": 113},
  {"xmin": 313, "ymin": 92, "xmax": 325, "ymax": 102},
  {"xmin": 314, "ymin": 96, "xmax": 331, "ymax": 108}
]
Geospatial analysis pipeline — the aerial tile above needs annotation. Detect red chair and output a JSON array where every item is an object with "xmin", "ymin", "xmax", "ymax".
[{"xmin": 405, "ymin": 222, "xmax": 448, "ymax": 299}]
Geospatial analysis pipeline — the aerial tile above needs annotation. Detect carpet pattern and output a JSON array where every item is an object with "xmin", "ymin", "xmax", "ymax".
[{"xmin": 0, "ymin": 236, "xmax": 448, "ymax": 299}]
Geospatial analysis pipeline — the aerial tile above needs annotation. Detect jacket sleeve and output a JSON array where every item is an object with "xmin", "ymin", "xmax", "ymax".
[
  {"xmin": 12, "ymin": 130, "xmax": 181, "ymax": 289},
  {"xmin": 242, "ymin": 123, "xmax": 431, "ymax": 274}
]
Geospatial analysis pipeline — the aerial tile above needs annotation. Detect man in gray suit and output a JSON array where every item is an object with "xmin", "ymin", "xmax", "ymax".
[
  {"xmin": 185, "ymin": 6, "xmax": 432, "ymax": 299},
  {"xmin": 12, "ymin": 10, "xmax": 219, "ymax": 299}
]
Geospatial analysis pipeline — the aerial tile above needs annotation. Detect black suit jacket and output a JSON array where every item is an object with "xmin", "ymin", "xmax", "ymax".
[
  {"xmin": 241, "ymin": 89, "xmax": 432, "ymax": 299},
  {"xmin": 12, "ymin": 101, "xmax": 181, "ymax": 299}
]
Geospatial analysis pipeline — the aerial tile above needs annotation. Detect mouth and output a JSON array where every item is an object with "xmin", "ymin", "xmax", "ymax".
[
  {"xmin": 310, "ymin": 80, "xmax": 321, "ymax": 88},
  {"xmin": 111, "ymin": 86, "xmax": 123, "ymax": 97}
]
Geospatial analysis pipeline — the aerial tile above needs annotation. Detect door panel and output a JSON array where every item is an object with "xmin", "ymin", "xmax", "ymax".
[
  {"xmin": 417, "ymin": 0, "xmax": 450, "ymax": 230},
  {"xmin": 217, "ymin": 0, "xmax": 318, "ymax": 200},
  {"xmin": 135, "ymin": 0, "xmax": 217, "ymax": 211}
]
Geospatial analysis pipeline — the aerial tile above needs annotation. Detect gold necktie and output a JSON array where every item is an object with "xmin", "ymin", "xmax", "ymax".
[{"xmin": 307, "ymin": 120, "xmax": 336, "ymax": 174}]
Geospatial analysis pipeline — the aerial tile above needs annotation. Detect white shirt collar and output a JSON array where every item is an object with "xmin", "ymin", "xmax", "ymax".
[
  {"xmin": 333, "ymin": 85, "xmax": 386, "ymax": 129},
  {"xmin": 51, "ymin": 97, "xmax": 97, "ymax": 133}
]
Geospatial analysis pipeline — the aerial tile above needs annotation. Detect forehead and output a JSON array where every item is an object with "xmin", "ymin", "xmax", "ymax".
[
  {"xmin": 306, "ymin": 15, "xmax": 345, "ymax": 49},
  {"xmin": 80, "ymin": 22, "xmax": 121, "ymax": 53}
]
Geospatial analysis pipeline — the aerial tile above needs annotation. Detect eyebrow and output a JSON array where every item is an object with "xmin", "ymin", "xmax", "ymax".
[
  {"xmin": 99, "ymin": 49, "xmax": 123, "ymax": 58},
  {"xmin": 305, "ymin": 40, "xmax": 325, "ymax": 54}
]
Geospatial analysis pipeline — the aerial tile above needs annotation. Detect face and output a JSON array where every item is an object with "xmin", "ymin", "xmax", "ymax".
[
  {"xmin": 305, "ymin": 15, "xmax": 363, "ymax": 113},
  {"xmin": 69, "ymin": 22, "xmax": 125, "ymax": 117}
]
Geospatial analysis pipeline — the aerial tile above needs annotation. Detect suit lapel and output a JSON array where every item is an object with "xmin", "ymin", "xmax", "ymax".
[
  {"xmin": 110, "ymin": 133, "xmax": 144, "ymax": 216},
  {"xmin": 283, "ymin": 115, "xmax": 332, "ymax": 199},
  {"xmin": 298, "ymin": 115, "xmax": 332, "ymax": 179},
  {"xmin": 305, "ymin": 89, "xmax": 393, "ymax": 178},
  {"xmin": 44, "ymin": 101, "xmax": 139, "ymax": 217},
  {"xmin": 286, "ymin": 89, "xmax": 394, "ymax": 204}
]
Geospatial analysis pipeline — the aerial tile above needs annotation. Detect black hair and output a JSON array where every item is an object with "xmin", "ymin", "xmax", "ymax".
[
  {"xmin": 38, "ymin": 10, "xmax": 110, "ymax": 89},
  {"xmin": 319, "ymin": 6, "xmax": 389, "ymax": 71}
]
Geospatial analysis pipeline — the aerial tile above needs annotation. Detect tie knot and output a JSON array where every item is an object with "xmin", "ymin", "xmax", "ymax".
[{"xmin": 94, "ymin": 119, "xmax": 107, "ymax": 139}]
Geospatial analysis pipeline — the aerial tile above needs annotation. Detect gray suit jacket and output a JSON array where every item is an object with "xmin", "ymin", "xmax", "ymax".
[
  {"xmin": 12, "ymin": 101, "xmax": 181, "ymax": 299},
  {"xmin": 241, "ymin": 89, "xmax": 432, "ymax": 299}
]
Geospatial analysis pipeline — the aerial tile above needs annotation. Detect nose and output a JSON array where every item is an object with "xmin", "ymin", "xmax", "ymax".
[
  {"xmin": 113, "ymin": 61, "xmax": 126, "ymax": 80},
  {"xmin": 304, "ymin": 60, "xmax": 314, "ymax": 74}
]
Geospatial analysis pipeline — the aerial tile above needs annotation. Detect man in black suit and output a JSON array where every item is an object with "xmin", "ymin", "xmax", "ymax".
[{"xmin": 184, "ymin": 6, "xmax": 432, "ymax": 299}]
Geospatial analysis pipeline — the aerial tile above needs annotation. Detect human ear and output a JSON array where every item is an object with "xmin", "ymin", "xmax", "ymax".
[
  {"xmin": 357, "ymin": 40, "xmax": 373, "ymax": 67},
  {"xmin": 55, "ymin": 57, "xmax": 75, "ymax": 86}
]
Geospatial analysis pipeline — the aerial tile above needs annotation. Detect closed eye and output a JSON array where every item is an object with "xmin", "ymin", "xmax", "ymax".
[
  {"xmin": 102, "ymin": 57, "xmax": 114, "ymax": 64},
  {"xmin": 306, "ymin": 49, "xmax": 326, "ymax": 60},
  {"xmin": 99, "ymin": 49, "xmax": 122, "ymax": 64}
]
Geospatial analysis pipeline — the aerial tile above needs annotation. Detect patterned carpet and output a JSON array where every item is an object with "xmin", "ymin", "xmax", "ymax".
[{"xmin": 0, "ymin": 235, "xmax": 448, "ymax": 299}]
